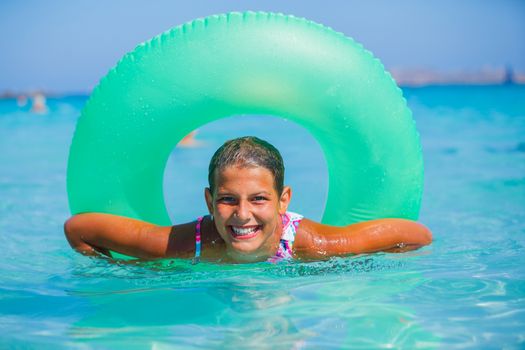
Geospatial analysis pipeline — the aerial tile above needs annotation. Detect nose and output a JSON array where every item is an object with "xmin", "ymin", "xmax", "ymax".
[{"xmin": 234, "ymin": 200, "xmax": 251, "ymax": 221}]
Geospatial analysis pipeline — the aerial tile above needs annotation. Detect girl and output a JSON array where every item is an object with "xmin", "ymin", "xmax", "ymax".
[{"xmin": 64, "ymin": 136, "xmax": 432, "ymax": 263}]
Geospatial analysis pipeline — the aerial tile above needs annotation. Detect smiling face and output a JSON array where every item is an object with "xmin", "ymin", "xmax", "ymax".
[{"xmin": 205, "ymin": 165, "xmax": 291, "ymax": 262}]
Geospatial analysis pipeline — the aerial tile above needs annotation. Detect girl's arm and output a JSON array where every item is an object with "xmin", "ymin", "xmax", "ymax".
[
  {"xmin": 294, "ymin": 218, "xmax": 432, "ymax": 259},
  {"xmin": 64, "ymin": 213, "xmax": 193, "ymax": 259}
]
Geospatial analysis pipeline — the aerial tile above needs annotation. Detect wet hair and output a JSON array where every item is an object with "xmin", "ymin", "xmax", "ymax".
[{"xmin": 208, "ymin": 136, "xmax": 285, "ymax": 195}]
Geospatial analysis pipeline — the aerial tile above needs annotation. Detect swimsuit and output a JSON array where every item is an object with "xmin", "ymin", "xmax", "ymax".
[
  {"xmin": 268, "ymin": 211, "xmax": 303, "ymax": 263},
  {"xmin": 193, "ymin": 211, "xmax": 303, "ymax": 263}
]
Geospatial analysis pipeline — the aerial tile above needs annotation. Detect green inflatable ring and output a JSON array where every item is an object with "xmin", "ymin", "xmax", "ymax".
[{"xmin": 67, "ymin": 11, "xmax": 423, "ymax": 227}]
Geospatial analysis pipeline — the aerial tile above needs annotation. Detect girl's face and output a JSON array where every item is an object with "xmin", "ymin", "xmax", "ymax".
[{"xmin": 205, "ymin": 165, "xmax": 291, "ymax": 261}]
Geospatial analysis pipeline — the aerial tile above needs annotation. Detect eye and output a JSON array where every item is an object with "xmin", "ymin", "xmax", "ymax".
[
  {"xmin": 217, "ymin": 196, "xmax": 236, "ymax": 204},
  {"xmin": 252, "ymin": 195, "xmax": 268, "ymax": 202}
]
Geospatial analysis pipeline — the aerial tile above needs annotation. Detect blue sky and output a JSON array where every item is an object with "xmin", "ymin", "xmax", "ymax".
[{"xmin": 1, "ymin": 0, "xmax": 524, "ymax": 92}]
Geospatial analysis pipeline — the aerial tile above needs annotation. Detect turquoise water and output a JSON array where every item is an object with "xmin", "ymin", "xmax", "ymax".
[{"xmin": 1, "ymin": 85, "xmax": 524, "ymax": 349}]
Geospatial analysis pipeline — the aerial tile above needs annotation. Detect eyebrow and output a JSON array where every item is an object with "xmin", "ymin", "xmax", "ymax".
[
  {"xmin": 215, "ymin": 190, "xmax": 273, "ymax": 196},
  {"xmin": 252, "ymin": 191, "xmax": 272, "ymax": 196}
]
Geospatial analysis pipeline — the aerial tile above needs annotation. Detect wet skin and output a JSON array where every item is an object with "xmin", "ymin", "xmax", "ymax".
[{"xmin": 64, "ymin": 167, "xmax": 432, "ymax": 262}]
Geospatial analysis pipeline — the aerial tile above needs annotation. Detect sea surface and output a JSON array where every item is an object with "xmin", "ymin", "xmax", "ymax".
[{"xmin": 0, "ymin": 85, "xmax": 524, "ymax": 349}]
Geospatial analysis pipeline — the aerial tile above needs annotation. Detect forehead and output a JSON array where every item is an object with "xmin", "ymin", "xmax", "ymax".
[{"xmin": 213, "ymin": 165, "xmax": 276, "ymax": 193}]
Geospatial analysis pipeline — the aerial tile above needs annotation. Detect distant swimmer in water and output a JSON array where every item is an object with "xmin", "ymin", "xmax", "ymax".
[
  {"xmin": 177, "ymin": 130, "xmax": 201, "ymax": 148},
  {"xmin": 31, "ymin": 92, "xmax": 48, "ymax": 114},
  {"xmin": 17, "ymin": 95, "xmax": 28, "ymax": 107}
]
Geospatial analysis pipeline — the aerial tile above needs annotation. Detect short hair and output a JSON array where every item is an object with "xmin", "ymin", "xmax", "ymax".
[{"xmin": 208, "ymin": 136, "xmax": 284, "ymax": 195}]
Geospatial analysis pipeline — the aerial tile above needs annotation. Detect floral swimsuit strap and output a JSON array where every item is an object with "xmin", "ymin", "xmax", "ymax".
[
  {"xmin": 268, "ymin": 211, "xmax": 303, "ymax": 263},
  {"xmin": 192, "ymin": 216, "xmax": 203, "ymax": 264}
]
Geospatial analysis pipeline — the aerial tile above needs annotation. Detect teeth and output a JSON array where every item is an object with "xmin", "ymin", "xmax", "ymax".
[{"xmin": 231, "ymin": 226, "xmax": 258, "ymax": 235}]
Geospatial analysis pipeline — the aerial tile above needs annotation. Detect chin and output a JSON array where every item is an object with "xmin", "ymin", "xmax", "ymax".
[
  {"xmin": 230, "ymin": 241, "xmax": 262, "ymax": 254},
  {"xmin": 228, "ymin": 242, "xmax": 267, "ymax": 262}
]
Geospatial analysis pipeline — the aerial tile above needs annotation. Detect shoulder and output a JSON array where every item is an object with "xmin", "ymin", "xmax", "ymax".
[
  {"xmin": 170, "ymin": 215, "xmax": 224, "ymax": 258},
  {"xmin": 293, "ymin": 218, "xmax": 328, "ymax": 254},
  {"xmin": 295, "ymin": 217, "xmax": 341, "ymax": 238},
  {"xmin": 293, "ymin": 217, "xmax": 362, "ymax": 258}
]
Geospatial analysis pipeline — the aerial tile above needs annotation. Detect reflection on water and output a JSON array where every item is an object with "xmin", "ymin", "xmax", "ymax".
[{"xmin": 63, "ymin": 257, "xmax": 438, "ymax": 349}]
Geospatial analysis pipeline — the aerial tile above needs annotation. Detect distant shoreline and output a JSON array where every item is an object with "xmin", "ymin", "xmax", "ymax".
[
  {"xmin": 390, "ymin": 66, "xmax": 525, "ymax": 87},
  {"xmin": 1, "ymin": 68, "xmax": 523, "ymax": 99},
  {"xmin": 0, "ymin": 91, "xmax": 90, "ymax": 100}
]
